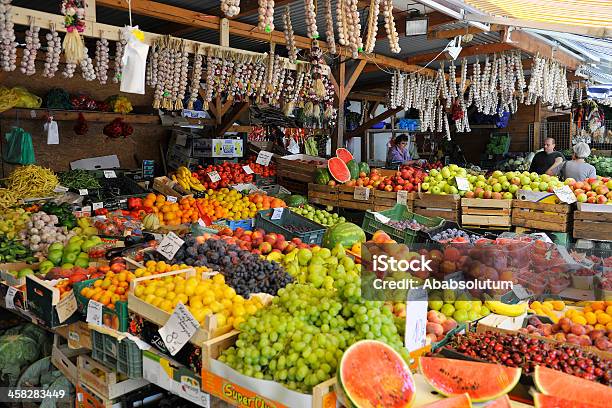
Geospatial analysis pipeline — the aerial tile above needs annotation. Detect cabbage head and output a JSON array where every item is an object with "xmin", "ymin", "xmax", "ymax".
[{"xmin": 0, "ymin": 334, "xmax": 40, "ymax": 385}]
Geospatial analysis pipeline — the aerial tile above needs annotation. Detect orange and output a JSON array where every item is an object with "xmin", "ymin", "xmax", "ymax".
[
  {"xmin": 590, "ymin": 301, "xmax": 605, "ymax": 311},
  {"xmin": 93, "ymin": 280, "xmax": 102, "ymax": 288},
  {"xmin": 146, "ymin": 193, "xmax": 156, "ymax": 201}
]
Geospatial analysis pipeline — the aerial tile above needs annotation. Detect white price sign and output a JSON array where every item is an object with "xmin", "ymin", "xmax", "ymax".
[
  {"xmin": 271, "ymin": 207, "xmax": 284, "ymax": 220},
  {"xmin": 397, "ymin": 190, "xmax": 408, "ymax": 205},
  {"xmin": 553, "ymin": 185, "xmax": 577, "ymax": 204},
  {"xmin": 103, "ymin": 170, "xmax": 117, "ymax": 178},
  {"xmin": 455, "ymin": 177, "xmax": 470, "ymax": 191},
  {"xmin": 208, "ymin": 171, "xmax": 221, "ymax": 183},
  {"xmin": 512, "ymin": 284, "xmax": 532, "ymax": 301},
  {"xmin": 166, "ymin": 195, "xmax": 178, "ymax": 203},
  {"xmin": 5, "ymin": 287, "xmax": 18, "ymax": 310},
  {"xmin": 78, "ymin": 189, "xmax": 88, "ymax": 196},
  {"xmin": 256, "ymin": 150, "xmax": 273, "ymax": 166},
  {"xmin": 54, "ymin": 185, "xmax": 69, "ymax": 193},
  {"xmin": 373, "ymin": 212, "xmax": 391, "ymax": 224},
  {"xmin": 242, "ymin": 165, "xmax": 254, "ymax": 174},
  {"xmin": 198, "ymin": 218, "xmax": 206, "ymax": 227},
  {"xmin": 92, "ymin": 202, "xmax": 103, "ymax": 211},
  {"xmin": 353, "ymin": 187, "xmax": 370, "ymax": 201},
  {"xmin": 405, "ymin": 288, "xmax": 428, "ymax": 352},
  {"xmin": 56, "ymin": 291, "xmax": 78, "ymax": 323},
  {"xmin": 156, "ymin": 232, "xmax": 185, "ymax": 260},
  {"xmin": 158, "ymin": 302, "xmax": 200, "ymax": 355},
  {"xmin": 86, "ymin": 300, "xmax": 103, "ymax": 326}
]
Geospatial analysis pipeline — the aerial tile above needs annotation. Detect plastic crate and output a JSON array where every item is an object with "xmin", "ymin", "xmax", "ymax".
[
  {"xmin": 425, "ymin": 221, "xmax": 493, "ymax": 244},
  {"xmin": 213, "ymin": 217, "xmax": 254, "ymax": 231},
  {"xmin": 73, "ymin": 279, "xmax": 129, "ymax": 332},
  {"xmin": 362, "ymin": 204, "xmax": 445, "ymax": 244},
  {"xmin": 91, "ymin": 330, "xmax": 143, "ymax": 378},
  {"xmin": 255, "ymin": 209, "xmax": 326, "ymax": 245}
]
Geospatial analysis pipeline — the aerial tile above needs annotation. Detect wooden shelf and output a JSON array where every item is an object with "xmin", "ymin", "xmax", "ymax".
[
  {"xmin": 470, "ymin": 124, "xmax": 497, "ymax": 129},
  {"xmin": 0, "ymin": 108, "xmax": 160, "ymax": 124}
]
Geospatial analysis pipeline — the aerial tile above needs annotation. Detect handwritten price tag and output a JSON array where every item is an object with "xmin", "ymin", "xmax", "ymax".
[
  {"xmin": 198, "ymin": 218, "xmax": 206, "ymax": 227},
  {"xmin": 53, "ymin": 185, "xmax": 69, "ymax": 193},
  {"xmin": 256, "ymin": 150, "xmax": 273, "ymax": 166},
  {"xmin": 397, "ymin": 190, "xmax": 408, "ymax": 205},
  {"xmin": 86, "ymin": 300, "xmax": 103, "ymax": 326},
  {"xmin": 5, "ymin": 287, "xmax": 18, "ymax": 310},
  {"xmin": 166, "ymin": 195, "xmax": 178, "ymax": 203},
  {"xmin": 373, "ymin": 212, "xmax": 391, "ymax": 224},
  {"xmin": 92, "ymin": 202, "xmax": 103, "ymax": 211},
  {"xmin": 455, "ymin": 177, "xmax": 470, "ymax": 191},
  {"xmin": 103, "ymin": 170, "xmax": 117, "ymax": 178},
  {"xmin": 405, "ymin": 288, "xmax": 428, "ymax": 352},
  {"xmin": 208, "ymin": 171, "xmax": 221, "ymax": 183},
  {"xmin": 554, "ymin": 185, "xmax": 577, "ymax": 204},
  {"xmin": 271, "ymin": 207, "xmax": 284, "ymax": 220},
  {"xmin": 156, "ymin": 232, "xmax": 185, "ymax": 260},
  {"xmin": 242, "ymin": 165, "xmax": 254, "ymax": 174},
  {"xmin": 78, "ymin": 189, "xmax": 88, "ymax": 196},
  {"xmin": 158, "ymin": 302, "xmax": 200, "ymax": 355},
  {"xmin": 353, "ymin": 187, "xmax": 370, "ymax": 201},
  {"xmin": 56, "ymin": 291, "xmax": 78, "ymax": 323}
]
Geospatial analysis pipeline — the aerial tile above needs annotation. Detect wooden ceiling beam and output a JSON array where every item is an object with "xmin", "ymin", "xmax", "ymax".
[
  {"xmin": 404, "ymin": 42, "xmax": 516, "ymax": 65},
  {"xmin": 346, "ymin": 107, "xmax": 402, "ymax": 138},
  {"xmin": 509, "ymin": 30, "xmax": 581, "ymax": 70},
  {"xmin": 428, "ymin": 24, "xmax": 504, "ymax": 40}
]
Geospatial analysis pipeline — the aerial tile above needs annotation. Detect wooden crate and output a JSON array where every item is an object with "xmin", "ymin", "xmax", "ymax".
[
  {"xmin": 51, "ymin": 334, "xmax": 87, "ymax": 385},
  {"xmin": 337, "ymin": 185, "xmax": 374, "ymax": 210},
  {"xmin": 308, "ymin": 183, "xmax": 339, "ymax": 207},
  {"xmin": 413, "ymin": 193, "xmax": 461, "ymax": 222},
  {"xmin": 201, "ymin": 330, "xmax": 336, "ymax": 408},
  {"xmin": 276, "ymin": 154, "xmax": 327, "ymax": 183},
  {"xmin": 461, "ymin": 198, "xmax": 512, "ymax": 227},
  {"xmin": 373, "ymin": 190, "xmax": 415, "ymax": 212},
  {"xmin": 277, "ymin": 175, "xmax": 308, "ymax": 195},
  {"xmin": 127, "ymin": 268, "xmax": 225, "ymax": 345},
  {"xmin": 511, "ymin": 200, "xmax": 573, "ymax": 232},
  {"xmin": 78, "ymin": 355, "xmax": 148, "ymax": 400},
  {"xmin": 574, "ymin": 210, "xmax": 612, "ymax": 241},
  {"xmin": 152, "ymin": 176, "xmax": 189, "ymax": 199}
]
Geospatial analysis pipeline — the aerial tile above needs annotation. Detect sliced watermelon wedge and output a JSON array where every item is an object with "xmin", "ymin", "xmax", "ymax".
[
  {"xmin": 328, "ymin": 157, "xmax": 351, "ymax": 183},
  {"xmin": 420, "ymin": 393, "xmax": 472, "ymax": 407},
  {"xmin": 534, "ymin": 366, "xmax": 611, "ymax": 407},
  {"xmin": 419, "ymin": 357, "xmax": 521, "ymax": 403},
  {"xmin": 336, "ymin": 147, "xmax": 354, "ymax": 163},
  {"xmin": 484, "ymin": 394, "xmax": 511, "ymax": 407},
  {"xmin": 533, "ymin": 393, "xmax": 605, "ymax": 408}
]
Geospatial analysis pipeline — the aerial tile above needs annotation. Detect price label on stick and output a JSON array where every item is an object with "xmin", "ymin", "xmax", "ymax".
[
  {"xmin": 242, "ymin": 165, "xmax": 254, "ymax": 174},
  {"xmin": 353, "ymin": 187, "xmax": 370, "ymax": 201},
  {"xmin": 166, "ymin": 195, "xmax": 177, "ymax": 203},
  {"xmin": 103, "ymin": 170, "xmax": 117, "ymax": 179},
  {"xmin": 156, "ymin": 232, "xmax": 185, "ymax": 260},
  {"xmin": 373, "ymin": 212, "xmax": 390, "ymax": 224},
  {"xmin": 86, "ymin": 300, "xmax": 103, "ymax": 326},
  {"xmin": 56, "ymin": 291, "xmax": 77, "ymax": 323},
  {"xmin": 256, "ymin": 150, "xmax": 273, "ymax": 166},
  {"xmin": 78, "ymin": 189, "xmax": 88, "ymax": 196},
  {"xmin": 5, "ymin": 287, "xmax": 18, "ymax": 310},
  {"xmin": 553, "ymin": 185, "xmax": 577, "ymax": 204},
  {"xmin": 397, "ymin": 190, "xmax": 408, "ymax": 205},
  {"xmin": 455, "ymin": 177, "xmax": 470, "ymax": 191},
  {"xmin": 271, "ymin": 207, "xmax": 284, "ymax": 220},
  {"xmin": 198, "ymin": 218, "xmax": 206, "ymax": 227},
  {"xmin": 512, "ymin": 284, "xmax": 532, "ymax": 301},
  {"xmin": 405, "ymin": 288, "xmax": 428, "ymax": 352},
  {"xmin": 158, "ymin": 302, "xmax": 200, "ymax": 355},
  {"xmin": 208, "ymin": 171, "xmax": 221, "ymax": 183}
]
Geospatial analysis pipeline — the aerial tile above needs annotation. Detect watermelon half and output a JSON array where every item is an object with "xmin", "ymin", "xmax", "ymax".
[
  {"xmin": 421, "ymin": 394, "xmax": 472, "ymax": 407},
  {"xmin": 328, "ymin": 157, "xmax": 351, "ymax": 183},
  {"xmin": 534, "ymin": 366, "xmax": 611, "ymax": 407},
  {"xmin": 419, "ymin": 357, "xmax": 521, "ymax": 403},
  {"xmin": 338, "ymin": 340, "xmax": 415, "ymax": 408},
  {"xmin": 336, "ymin": 147, "xmax": 354, "ymax": 163},
  {"xmin": 533, "ymin": 393, "xmax": 604, "ymax": 408}
]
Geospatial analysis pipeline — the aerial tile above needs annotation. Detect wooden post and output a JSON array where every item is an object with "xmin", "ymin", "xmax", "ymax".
[
  {"xmin": 533, "ymin": 101, "xmax": 542, "ymax": 151},
  {"xmin": 84, "ymin": 0, "xmax": 96, "ymax": 23},
  {"xmin": 332, "ymin": 61, "xmax": 346, "ymax": 153},
  {"xmin": 220, "ymin": 18, "xmax": 230, "ymax": 47}
]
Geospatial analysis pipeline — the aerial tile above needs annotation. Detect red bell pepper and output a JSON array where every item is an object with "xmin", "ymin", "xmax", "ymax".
[{"xmin": 127, "ymin": 197, "xmax": 143, "ymax": 210}]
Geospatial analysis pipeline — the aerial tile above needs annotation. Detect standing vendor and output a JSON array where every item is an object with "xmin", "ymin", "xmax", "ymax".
[
  {"xmin": 529, "ymin": 137, "xmax": 565, "ymax": 175},
  {"xmin": 386, "ymin": 134, "xmax": 422, "ymax": 167}
]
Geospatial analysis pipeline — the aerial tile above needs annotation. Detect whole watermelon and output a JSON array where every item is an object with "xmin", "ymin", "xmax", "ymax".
[
  {"xmin": 346, "ymin": 160, "xmax": 360, "ymax": 180},
  {"xmin": 322, "ymin": 222, "xmax": 366, "ymax": 249},
  {"xmin": 286, "ymin": 195, "xmax": 308, "ymax": 207},
  {"xmin": 358, "ymin": 162, "xmax": 370, "ymax": 176},
  {"xmin": 315, "ymin": 168, "xmax": 331, "ymax": 185}
]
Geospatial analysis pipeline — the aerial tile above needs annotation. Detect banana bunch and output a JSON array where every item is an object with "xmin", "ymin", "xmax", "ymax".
[
  {"xmin": 484, "ymin": 299, "xmax": 528, "ymax": 317},
  {"xmin": 173, "ymin": 166, "xmax": 204, "ymax": 191}
]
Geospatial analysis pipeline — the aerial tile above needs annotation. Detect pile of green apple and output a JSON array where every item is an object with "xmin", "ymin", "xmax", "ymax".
[
  {"xmin": 289, "ymin": 204, "xmax": 346, "ymax": 227},
  {"xmin": 428, "ymin": 290, "xmax": 491, "ymax": 323},
  {"xmin": 421, "ymin": 165, "xmax": 469, "ymax": 195},
  {"xmin": 464, "ymin": 170, "xmax": 565, "ymax": 199},
  {"xmin": 38, "ymin": 235, "xmax": 102, "ymax": 274}
]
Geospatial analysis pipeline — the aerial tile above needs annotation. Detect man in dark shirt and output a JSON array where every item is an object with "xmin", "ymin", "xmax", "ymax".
[{"xmin": 529, "ymin": 138, "xmax": 565, "ymax": 175}]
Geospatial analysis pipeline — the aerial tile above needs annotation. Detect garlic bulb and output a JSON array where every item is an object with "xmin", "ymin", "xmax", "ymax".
[
  {"xmin": 304, "ymin": 0, "xmax": 319, "ymax": 39},
  {"xmin": 337, "ymin": 0, "xmax": 348, "ymax": 46},
  {"xmin": 20, "ymin": 21, "xmax": 40, "ymax": 76},
  {"xmin": 283, "ymin": 6, "xmax": 297, "ymax": 63},
  {"xmin": 383, "ymin": 0, "xmax": 400, "ymax": 53},
  {"xmin": 79, "ymin": 46, "xmax": 96, "ymax": 81},
  {"xmin": 113, "ymin": 31, "xmax": 127, "ymax": 83},
  {"xmin": 175, "ymin": 44, "xmax": 189, "ymax": 110},
  {"xmin": 221, "ymin": 0, "xmax": 240, "ymax": 17},
  {"xmin": 258, "ymin": 0, "xmax": 275, "ymax": 32},
  {"xmin": 95, "ymin": 38, "xmax": 110, "ymax": 84},
  {"xmin": 0, "ymin": 0, "xmax": 17, "ymax": 72},
  {"xmin": 188, "ymin": 47, "xmax": 203, "ymax": 109},
  {"xmin": 323, "ymin": 0, "xmax": 336, "ymax": 54},
  {"xmin": 62, "ymin": 62, "xmax": 77, "ymax": 78},
  {"xmin": 42, "ymin": 26, "xmax": 61, "ymax": 78},
  {"xmin": 364, "ymin": 0, "xmax": 380, "ymax": 54}
]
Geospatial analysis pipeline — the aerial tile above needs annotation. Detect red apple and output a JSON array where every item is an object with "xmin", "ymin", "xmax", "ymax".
[
  {"xmin": 259, "ymin": 242, "xmax": 272, "ymax": 254},
  {"xmin": 483, "ymin": 190, "xmax": 492, "ymax": 199},
  {"xmin": 587, "ymin": 196, "xmax": 597, "ymax": 203},
  {"xmin": 597, "ymin": 195, "xmax": 608, "ymax": 204}
]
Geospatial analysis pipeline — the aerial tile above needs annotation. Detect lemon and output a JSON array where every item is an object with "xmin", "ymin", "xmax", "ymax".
[
  {"xmin": 195, "ymin": 284, "xmax": 207, "ymax": 296},
  {"xmin": 160, "ymin": 300, "xmax": 173, "ymax": 312},
  {"xmin": 144, "ymin": 294, "xmax": 156, "ymax": 304},
  {"xmin": 154, "ymin": 287, "xmax": 168, "ymax": 298},
  {"xmin": 165, "ymin": 292, "xmax": 177, "ymax": 301},
  {"xmin": 176, "ymin": 294, "xmax": 188, "ymax": 304},
  {"xmin": 144, "ymin": 285, "xmax": 156, "ymax": 296},
  {"xmin": 216, "ymin": 313, "xmax": 227, "ymax": 327},
  {"xmin": 134, "ymin": 286, "xmax": 145, "ymax": 298},
  {"xmin": 151, "ymin": 297, "xmax": 163, "ymax": 308},
  {"xmin": 185, "ymin": 285, "xmax": 196, "ymax": 297}
]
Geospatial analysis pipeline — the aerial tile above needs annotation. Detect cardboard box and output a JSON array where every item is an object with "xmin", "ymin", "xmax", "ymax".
[
  {"xmin": 25, "ymin": 275, "xmax": 79, "ymax": 328},
  {"xmin": 71, "ymin": 155, "xmax": 120, "ymax": 170},
  {"xmin": 0, "ymin": 262, "xmax": 39, "ymax": 287}
]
